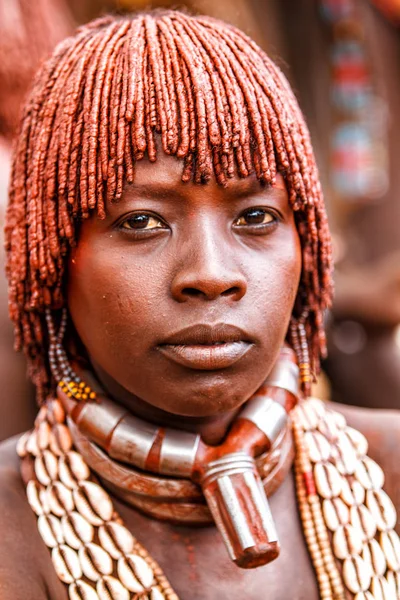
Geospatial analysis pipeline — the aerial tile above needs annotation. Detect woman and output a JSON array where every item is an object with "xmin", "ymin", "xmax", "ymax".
[{"xmin": 1, "ymin": 10, "xmax": 400, "ymax": 600}]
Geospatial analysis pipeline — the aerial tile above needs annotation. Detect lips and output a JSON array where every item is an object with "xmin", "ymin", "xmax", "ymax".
[{"xmin": 158, "ymin": 324, "xmax": 254, "ymax": 370}]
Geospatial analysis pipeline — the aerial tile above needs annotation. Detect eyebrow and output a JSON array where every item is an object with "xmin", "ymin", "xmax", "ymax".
[
  {"xmin": 122, "ymin": 182, "xmax": 189, "ymax": 202},
  {"xmin": 123, "ymin": 180, "xmax": 279, "ymax": 201},
  {"xmin": 226, "ymin": 181, "xmax": 276, "ymax": 199}
]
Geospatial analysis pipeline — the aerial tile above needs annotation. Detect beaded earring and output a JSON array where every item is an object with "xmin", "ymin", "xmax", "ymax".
[
  {"xmin": 290, "ymin": 312, "xmax": 313, "ymax": 397},
  {"xmin": 45, "ymin": 308, "xmax": 97, "ymax": 401}
]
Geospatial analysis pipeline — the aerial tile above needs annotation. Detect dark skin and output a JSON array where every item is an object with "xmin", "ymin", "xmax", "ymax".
[
  {"xmin": 0, "ymin": 152, "xmax": 400, "ymax": 600},
  {"xmin": 67, "ymin": 153, "xmax": 301, "ymax": 442}
]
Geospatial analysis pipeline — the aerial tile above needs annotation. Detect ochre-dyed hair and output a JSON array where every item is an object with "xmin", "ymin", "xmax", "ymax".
[
  {"xmin": 6, "ymin": 10, "xmax": 333, "ymax": 402},
  {"xmin": 0, "ymin": 0, "xmax": 73, "ymax": 139}
]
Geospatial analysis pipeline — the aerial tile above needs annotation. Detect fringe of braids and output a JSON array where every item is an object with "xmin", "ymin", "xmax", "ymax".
[{"xmin": 5, "ymin": 10, "xmax": 333, "ymax": 403}]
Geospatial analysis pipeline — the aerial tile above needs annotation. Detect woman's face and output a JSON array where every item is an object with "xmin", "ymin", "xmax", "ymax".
[{"xmin": 68, "ymin": 152, "xmax": 301, "ymax": 418}]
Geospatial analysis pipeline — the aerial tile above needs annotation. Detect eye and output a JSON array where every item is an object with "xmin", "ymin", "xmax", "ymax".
[
  {"xmin": 119, "ymin": 213, "xmax": 165, "ymax": 231},
  {"xmin": 234, "ymin": 208, "xmax": 275, "ymax": 227}
]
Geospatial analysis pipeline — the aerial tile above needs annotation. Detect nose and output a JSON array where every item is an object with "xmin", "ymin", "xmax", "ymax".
[{"xmin": 170, "ymin": 230, "xmax": 247, "ymax": 303}]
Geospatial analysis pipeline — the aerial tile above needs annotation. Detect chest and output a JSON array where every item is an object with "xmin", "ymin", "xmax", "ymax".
[{"xmin": 116, "ymin": 473, "xmax": 320, "ymax": 600}]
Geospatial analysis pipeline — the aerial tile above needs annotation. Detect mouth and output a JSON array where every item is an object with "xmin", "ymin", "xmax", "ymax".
[{"xmin": 157, "ymin": 324, "xmax": 254, "ymax": 370}]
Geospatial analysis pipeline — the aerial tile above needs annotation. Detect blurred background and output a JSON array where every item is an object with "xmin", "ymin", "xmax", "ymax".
[{"xmin": 1, "ymin": 0, "xmax": 400, "ymax": 440}]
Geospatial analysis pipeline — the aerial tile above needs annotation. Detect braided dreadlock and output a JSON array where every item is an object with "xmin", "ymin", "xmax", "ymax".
[{"xmin": 5, "ymin": 10, "xmax": 333, "ymax": 402}]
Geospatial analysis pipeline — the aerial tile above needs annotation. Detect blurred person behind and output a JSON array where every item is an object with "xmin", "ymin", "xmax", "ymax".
[
  {"xmin": 264, "ymin": 0, "xmax": 400, "ymax": 409},
  {"xmin": 0, "ymin": 0, "xmax": 74, "ymax": 440},
  {"xmin": 319, "ymin": 1, "xmax": 400, "ymax": 410}
]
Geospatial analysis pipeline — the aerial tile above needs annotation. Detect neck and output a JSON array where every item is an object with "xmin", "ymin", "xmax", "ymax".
[
  {"xmin": 90, "ymin": 359, "xmax": 242, "ymax": 445},
  {"xmin": 57, "ymin": 345, "xmax": 299, "ymax": 567}
]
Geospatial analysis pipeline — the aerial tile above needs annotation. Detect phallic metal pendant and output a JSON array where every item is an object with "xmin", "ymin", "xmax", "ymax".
[{"xmin": 200, "ymin": 452, "xmax": 280, "ymax": 568}]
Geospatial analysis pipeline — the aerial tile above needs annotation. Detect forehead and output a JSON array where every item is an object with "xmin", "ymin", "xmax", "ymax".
[{"xmin": 121, "ymin": 150, "xmax": 288, "ymax": 203}]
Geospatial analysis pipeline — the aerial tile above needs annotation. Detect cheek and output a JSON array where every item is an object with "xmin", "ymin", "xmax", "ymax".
[
  {"xmin": 249, "ymin": 228, "xmax": 302, "ymax": 361},
  {"xmin": 67, "ymin": 240, "xmax": 164, "ymax": 358},
  {"xmin": 254, "ymin": 230, "xmax": 302, "ymax": 319}
]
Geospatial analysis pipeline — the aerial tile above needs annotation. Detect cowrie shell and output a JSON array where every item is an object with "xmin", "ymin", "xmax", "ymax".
[
  {"xmin": 117, "ymin": 554, "xmax": 154, "ymax": 592},
  {"xmin": 333, "ymin": 524, "xmax": 363, "ymax": 559},
  {"xmin": 52, "ymin": 544, "xmax": 82, "ymax": 584},
  {"xmin": 317, "ymin": 415, "xmax": 341, "ymax": 442},
  {"xmin": 354, "ymin": 592, "xmax": 374, "ymax": 600},
  {"xmin": 61, "ymin": 512, "xmax": 94, "ymax": 549},
  {"xmin": 96, "ymin": 575, "xmax": 130, "ymax": 600},
  {"xmin": 16, "ymin": 431, "xmax": 30, "ymax": 458},
  {"xmin": 350, "ymin": 505, "xmax": 377, "ymax": 542},
  {"xmin": 370, "ymin": 575, "xmax": 393, "ymax": 600},
  {"xmin": 355, "ymin": 457, "xmax": 385, "ymax": 491},
  {"xmin": 314, "ymin": 462, "xmax": 342, "ymax": 499},
  {"xmin": 362, "ymin": 539, "xmax": 387, "ymax": 577},
  {"xmin": 342, "ymin": 555, "xmax": 372, "ymax": 593},
  {"xmin": 49, "ymin": 433, "xmax": 62, "ymax": 457},
  {"xmin": 117, "ymin": 558, "xmax": 144, "ymax": 593},
  {"xmin": 345, "ymin": 427, "xmax": 368, "ymax": 457},
  {"xmin": 380, "ymin": 530, "xmax": 400, "ymax": 571},
  {"xmin": 330, "ymin": 446, "xmax": 351, "ymax": 479},
  {"xmin": 322, "ymin": 497, "xmax": 349, "ymax": 531},
  {"xmin": 59, "ymin": 452, "xmax": 90, "ymax": 489},
  {"xmin": 27, "ymin": 480, "xmax": 49, "ymax": 516},
  {"xmin": 73, "ymin": 481, "xmax": 113, "ymax": 526},
  {"xmin": 79, "ymin": 542, "xmax": 113, "ymax": 581},
  {"xmin": 366, "ymin": 489, "xmax": 397, "ymax": 532},
  {"xmin": 47, "ymin": 398, "xmax": 65, "ymax": 425},
  {"xmin": 35, "ymin": 449, "xmax": 59, "ymax": 486},
  {"xmin": 150, "ymin": 588, "xmax": 166, "ymax": 600},
  {"xmin": 26, "ymin": 430, "xmax": 40, "ymax": 456},
  {"xmin": 49, "ymin": 431, "xmax": 64, "ymax": 457},
  {"xmin": 37, "ymin": 421, "xmax": 51, "ymax": 451},
  {"xmin": 38, "ymin": 514, "xmax": 64, "ymax": 548},
  {"xmin": 127, "ymin": 555, "xmax": 154, "ymax": 589},
  {"xmin": 50, "ymin": 423, "xmax": 72, "ymax": 454},
  {"xmin": 386, "ymin": 570, "xmax": 400, "ymax": 598},
  {"xmin": 294, "ymin": 402, "xmax": 319, "ymax": 431},
  {"xmin": 69, "ymin": 580, "xmax": 98, "ymax": 600},
  {"xmin": 98, "ymin": 521, "xmax": 135, "ymax": 559},
  {"xmin": 304, "ymin": 431, "xmax": 331, "ymax": 463},
  {"xmin": 307, "ymin": 398, "xmax": 326, "ymax": 416},
  {"xmin": 36, "ymin": 405, "xmax": 48, "ymax": 424},
  {"xmin": 334, "ymin": 431, "xmax": 358, "ymax": 475},
  {"xmin": 330, "ymin": 409, "xmax": 347, "ymax": 430},
  {"xmin": 341, "ymin": 478, "xmax": 365, "ymax": 507},
  {"xmin": 46, "ymin": 481, "xmax": 74, "ymax": 516}
]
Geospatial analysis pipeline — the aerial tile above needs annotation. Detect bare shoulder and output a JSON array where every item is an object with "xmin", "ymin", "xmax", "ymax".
[
  {"xmin": 332, "ymin": 401, "xmax": 400, "ymax": 459},
  {"xmin": 0, "ymin": 436, "xmax": 66, "ymax": 599},
  {"xmin": 330, "ymin": 402, "xmax": 400, "ymax": 522}
]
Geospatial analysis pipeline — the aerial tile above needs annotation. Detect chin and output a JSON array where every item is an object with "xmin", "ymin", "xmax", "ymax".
[{"xmin": 150, "ymin": 372, "xmax": 262, "ymax": 418}]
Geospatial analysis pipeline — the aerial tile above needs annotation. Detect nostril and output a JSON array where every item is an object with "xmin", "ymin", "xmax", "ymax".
[
  {"xmin": 221, "ymin": 286, "xmax": 241, "ymax": 297},
  {"xmin": 174, "ymin": 280, "xmax": 247, "ymax": 302},
  {"xmin": 182, "ymin": 287, "xmax": 203, "ymax": 297}
]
